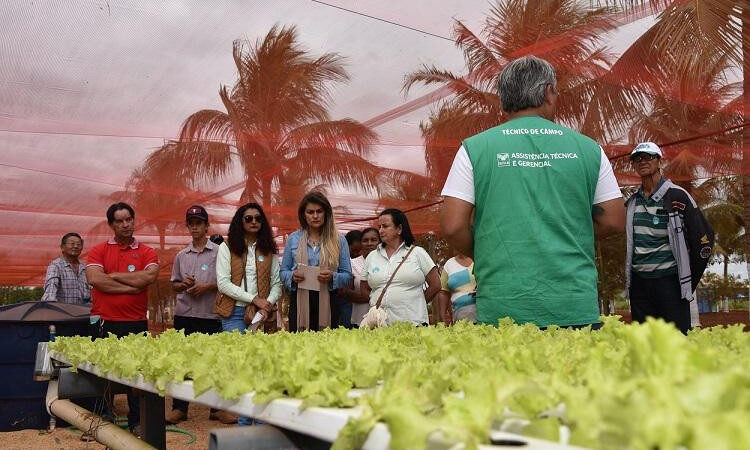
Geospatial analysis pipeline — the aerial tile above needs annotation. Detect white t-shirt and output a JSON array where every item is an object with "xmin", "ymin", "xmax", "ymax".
[
  {"xmin": 349, "ymin": 256, "xmax": 369, "ymax": 325},
  {"xmin": 362, "ymin": 243, "xmax": 436, "ymax": 325},
  {"xmin": 441, "ymin": 145, "xmax": 621, "ymax": 205}
]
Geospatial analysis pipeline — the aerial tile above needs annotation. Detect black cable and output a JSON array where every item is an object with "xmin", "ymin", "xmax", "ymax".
[{"xmin": 310, "ymin": 0, "xmax": 454, "ymax": 42}]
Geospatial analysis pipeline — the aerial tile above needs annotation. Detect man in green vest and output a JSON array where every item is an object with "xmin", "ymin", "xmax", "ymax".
[{"xmin": 440, "ymin": 56, "xmax": 624, "ymax": 328}]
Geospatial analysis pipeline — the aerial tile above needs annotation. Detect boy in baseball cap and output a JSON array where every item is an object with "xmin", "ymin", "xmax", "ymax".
[{"xmin": 168, "ymin": 205, "xmax": 237, "ymax": 424}]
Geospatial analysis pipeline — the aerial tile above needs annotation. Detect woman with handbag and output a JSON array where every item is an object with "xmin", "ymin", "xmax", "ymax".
[
  {"xmin": 360, "ymin": 209, "xmax": 440, "ymax": 327},
  {"xmin": 280, "ymin": 191, "xmax": 352, "ymax": 332},
  {"xmin": 215, "ymin": 202, "xmax": 281, "ymax": 335}
]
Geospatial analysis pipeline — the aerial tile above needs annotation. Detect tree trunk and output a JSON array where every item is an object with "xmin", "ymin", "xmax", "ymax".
[
  {"xmin": 743, "ymin": 5, "xmax": 750, "ymax": 322},
  {"xmin": 262, "ymin": 177, "xmax": 273, "ymax": 210},
  {"xmin": 724, "ymin": 254, "xmax": 729, "ymax": 281}
]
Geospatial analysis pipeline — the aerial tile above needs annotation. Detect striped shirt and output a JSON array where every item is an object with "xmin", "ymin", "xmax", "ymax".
[
  {"xmin": 440, "ymin": 257, "xmax": 477, "ymax": 322},
  {"xmin": 632, "ymin": 181, "xmax": 677, "ymax": 277},
  {"xmin": 41, "ymin": 257, "xmax": 91, "ymax": 304}
]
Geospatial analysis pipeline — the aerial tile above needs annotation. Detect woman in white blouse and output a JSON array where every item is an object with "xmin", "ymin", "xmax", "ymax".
[{"xmin": 361, "ymin": 209, "xmax": 440, "ymax": 325}]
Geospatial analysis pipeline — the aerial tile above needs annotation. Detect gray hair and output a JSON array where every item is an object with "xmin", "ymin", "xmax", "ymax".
[{"xmin": 498, "ymin": 56, "xmax": 557, "ymax": 114}]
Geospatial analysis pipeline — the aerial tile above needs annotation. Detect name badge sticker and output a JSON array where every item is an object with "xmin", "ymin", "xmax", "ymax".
[{"xmin": 127, "ymin": 264, "xmax": 136, "ymax": 272}]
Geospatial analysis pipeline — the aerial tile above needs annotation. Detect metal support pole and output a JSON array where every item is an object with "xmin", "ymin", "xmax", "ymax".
[
  {"xmin": 140, "ymin": 390, "xmax": 166, "ymax": 449},
  {"xmin": 209, "ymin": 424, "xmax": 331, "ymax": 450}
]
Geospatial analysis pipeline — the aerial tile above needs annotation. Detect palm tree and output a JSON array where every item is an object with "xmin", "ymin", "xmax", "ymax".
[
  {"xmin": 144, "ymin": 25, "xmax": 380, "ymax": 218},
  {"xmin": 698, "ymin": 177, "xmax": 746, "ymax": 281},
  {"xmin": 404, "ymin": 0, "xmax": 617, "ymax": 191}
]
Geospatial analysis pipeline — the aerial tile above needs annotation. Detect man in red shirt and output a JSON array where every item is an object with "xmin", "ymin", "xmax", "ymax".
[{"xmin": 86, "ymin": 202, "xmax": 159, "ymax": 434}]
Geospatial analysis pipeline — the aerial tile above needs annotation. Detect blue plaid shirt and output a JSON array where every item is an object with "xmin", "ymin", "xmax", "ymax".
[{"xmin": 41, "ymin": 257, "xmax": 91, "ymax": 304}]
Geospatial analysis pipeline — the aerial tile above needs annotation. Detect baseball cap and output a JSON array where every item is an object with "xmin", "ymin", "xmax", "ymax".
[
  {"xmin": 630, "ymin": 142, "xmax": 662, "ymax": 159},
  {"xmin": 186, "ymin": 205, "xmax": 209, "ymax": 222}
]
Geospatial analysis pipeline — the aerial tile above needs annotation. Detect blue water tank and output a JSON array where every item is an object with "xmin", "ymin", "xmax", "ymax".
[{"xmin": 0, "ymin": 301, "xmax": 90, "ymax": 431}]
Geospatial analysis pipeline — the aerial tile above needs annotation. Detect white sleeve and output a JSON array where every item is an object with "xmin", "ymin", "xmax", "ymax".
[
  {"xmin": 414, "ymin": 247, "xmax": 437, "ymax": 275},
  {"xmin": 268, "ymin": 255, "xmax": 281, "ymax": 304},
  {"xmin": 440, "ymin": 146, "xmax": 475, "ymax": 205},
  {"xmin": 216, "ymin": 242, "xmax": 253, "ymax": 303},
  {"xmin": 593, "ymin": 147, "xmax": 622, "ymax": 204}
]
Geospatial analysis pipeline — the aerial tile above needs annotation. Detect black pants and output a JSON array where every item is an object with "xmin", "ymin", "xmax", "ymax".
[
  {"xmin": 330, "ymin": 293, "xmax": 352, "ymax": 328},
  {"xmin": 630, "ymin": 272, "xmax": 691, "ymax": 334},
  {"xmin": 289, "ymin": 290, "xmax": 329, "ymax": 332},
  {"xmin": 171, "ymin": 316, "xmax": 222, "ymax": 413},
  {"xmin": 90, "ymin": 319, "xmax": 148, "ymax": 429},
  {"xmin": 540, "ymin": 322, "xmax": 602, "ymax": 331}
]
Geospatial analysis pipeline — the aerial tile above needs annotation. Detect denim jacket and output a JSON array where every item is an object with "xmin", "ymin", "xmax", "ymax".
[{"xmin": 280, "ymin": 229, "xmax": 352, "ymax": 292}]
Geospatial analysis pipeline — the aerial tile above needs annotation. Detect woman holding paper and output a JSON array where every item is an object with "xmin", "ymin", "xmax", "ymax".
[
  {"xmin": 360, "ymin": 209, "xmax": 440, "ymax": 326},
  {"xmin": 280, "ymin": 191, "xmax": 352, "ymax": 332},
  {"xmin": 216, "ymin": 203, "xmax": 281, "ymax": 335}
]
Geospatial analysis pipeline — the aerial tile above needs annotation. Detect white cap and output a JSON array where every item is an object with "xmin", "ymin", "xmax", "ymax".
[{"xmin": 630, "ymin": 142, "xmax": 662, "ymax": 158}]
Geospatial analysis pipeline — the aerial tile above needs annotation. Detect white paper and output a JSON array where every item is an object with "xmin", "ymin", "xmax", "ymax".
[{"xmin": 297, "ymin": 264, "xmax": 322, "ymax": 291}]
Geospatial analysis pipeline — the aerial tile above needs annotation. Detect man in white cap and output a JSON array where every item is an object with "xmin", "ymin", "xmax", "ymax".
[{"xmin": 625, "ymin": 142, "xmax": 714, "ymax": 334}]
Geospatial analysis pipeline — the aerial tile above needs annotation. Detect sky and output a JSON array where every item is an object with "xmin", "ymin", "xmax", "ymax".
[{"xmin": 0, "ymin": 0, "xmax": 745, "ymax": 283}]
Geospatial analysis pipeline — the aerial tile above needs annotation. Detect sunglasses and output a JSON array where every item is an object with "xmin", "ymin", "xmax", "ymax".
[
  {"xmin": 243, "ymin": 214, "xmax": 263, "ymax": 224},
  {"xmin": 631, "ymin": 153, "xmax": 659, "ymax": 163}
]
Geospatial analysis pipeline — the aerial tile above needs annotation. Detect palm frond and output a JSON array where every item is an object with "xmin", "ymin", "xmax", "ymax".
[
  {"xmin": 230, "ymin": 25, "xmax": 349, "ymax": 129},
  {"xmin": 178, "ymin": 108, "xmax": 234, "ymax": 144},
  {"xmin": 452, "ymin": 20, "xmax": 502, "ymax": 80},
  {"xmin": 144, "ymin": 140, "xmax": 234, "ymax": 185},
  {"xmin": 279, "ymin": 119, "xmax": 377, "ymax": 159},
  {"xmin": 376, "ymin": 168, "xmax": 434, "ymax": 203},
  {"xmin": 650, "ymin": 0, "xmax": 745, "ymax": 69},
  {"xmin": 283, "ymin": 147, "xmax": 383, "ymax": 194},
  {"xmin": 403, "ymin": 66, "xmax": 467, "ymax": 94}
]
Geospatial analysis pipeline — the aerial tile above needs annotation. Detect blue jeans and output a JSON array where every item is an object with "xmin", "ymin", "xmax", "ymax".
[
  {"xmin": 221, "ymin": 306, "xmax": 260, "ymax": 426},
  {"xmin": 221, "ymin": 305, "xmax": 249, "ymax": 333}
]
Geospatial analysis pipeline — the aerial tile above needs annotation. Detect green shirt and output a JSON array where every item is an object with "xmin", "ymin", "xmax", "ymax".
[
  {"xmin": 464, "ymin": 116, "xmax": 601, "ymax": 327},
  {"xmin": 632, "ymin": 179, "xmax": 677, "ymax": 277}
]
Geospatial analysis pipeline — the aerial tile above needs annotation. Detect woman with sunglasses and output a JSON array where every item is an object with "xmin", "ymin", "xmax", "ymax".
[
  {"xmin": 216, "ymin": 202, "xmax": 281, "ymax": 336},
  {"xmin": 215, "ymin": 203, "xmax": 280, "ymax": 427},
  {"xmin": 280, "ymin": 191, "xmax": 352, "ymax": 331}
]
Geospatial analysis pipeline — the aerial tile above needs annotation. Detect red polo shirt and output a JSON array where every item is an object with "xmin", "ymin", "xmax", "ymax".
[{"xmin": 87, "ymin": 238, "xmax": 159, "ymax": 321}]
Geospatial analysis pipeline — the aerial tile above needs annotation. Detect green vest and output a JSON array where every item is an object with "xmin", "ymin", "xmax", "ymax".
[{"xmin": 464, "ymin": 116, "xmax": 601, "ymax": 327}]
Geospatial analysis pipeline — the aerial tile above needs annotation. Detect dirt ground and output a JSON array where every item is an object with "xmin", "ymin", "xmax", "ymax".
[
  {"xmin": 616, "ymin": 310, "xmax": 750, "ymax": 331},
  {"xmin": 0, "ymin": 395, "xmax": 234, "ymax": 450},
  {"xmin": 693, "ymin": 311, "xmax": 750, "ymax": 330}
]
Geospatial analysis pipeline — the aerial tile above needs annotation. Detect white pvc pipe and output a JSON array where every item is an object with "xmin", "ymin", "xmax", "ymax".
[{"xmin": 45, "ymin": 380, "xmax": 156, "ymax": 450}]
